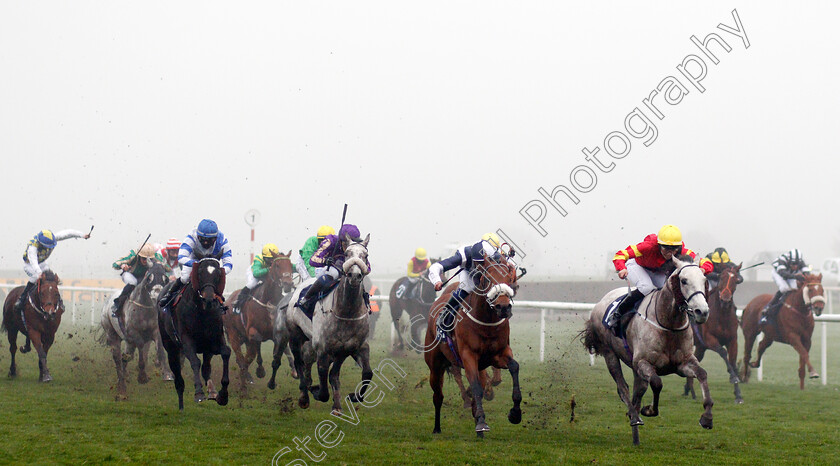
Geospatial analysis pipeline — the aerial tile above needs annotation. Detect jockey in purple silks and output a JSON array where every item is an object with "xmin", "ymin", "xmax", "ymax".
[{"xmin": 297, "ymin": 223, "xmax": 372, "ymax": 313}]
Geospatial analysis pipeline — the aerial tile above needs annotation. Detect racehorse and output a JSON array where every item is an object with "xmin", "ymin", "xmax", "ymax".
[
  {"xmin": 158, "ymin": 258, "xmax": 231, "ymax": 410},
  {"xmin": 582, "ymin": 256, "xmax": 713, "ymax": 446},
  {"xmin": 684, "ymin": 264, "xmax": 744, "ymax": 404},
  {"xmin": 389, "ymin": 267, "xmax": 438, "ymax": 352},
  {"xmin": 740, "ymin": 273, "xmax": 825, "ymax": 390},
  {"xmin": 2, "ymin": 271, "xmax": 64, "ymax": 382},
  {"xmin": 100, "ymin": 263, "xmax": 173, "ymax": 400},
  {"xmin": 272, "ymin": 234, "xmax": 374, "ymax": 413},
  {"xmin": 223, "ymin": 251, "xmax": 296, "ymax": 392},
  {"xmin": 424, "ymin": 249, "xmax": 521, "ymax": 437}
]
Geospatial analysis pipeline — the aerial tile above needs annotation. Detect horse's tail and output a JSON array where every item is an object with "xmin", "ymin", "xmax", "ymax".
[{"xmin": 579, "ymin": 320, "xmax": 605, "ymax": 357}]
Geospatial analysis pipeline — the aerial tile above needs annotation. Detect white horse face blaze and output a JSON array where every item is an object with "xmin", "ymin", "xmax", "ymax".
[{"xmin": 679, "ymin": 266, "xmax": 709, "ymax": 323}]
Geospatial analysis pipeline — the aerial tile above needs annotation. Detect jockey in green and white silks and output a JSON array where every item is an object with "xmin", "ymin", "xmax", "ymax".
[
  {"xmin": 16, "ymin": 229, "xmax": 90, "ymax": 311},
  {"xmin": 111, "ymin": 243, "xmax": 168, "ymax": 317},
  {"xmin": 232, "ymin": 243, "xmax": 281, "ymax": 312},
  {"xmin": 296, "ymin": 225, "xmax": 335, "ymax": 280}
]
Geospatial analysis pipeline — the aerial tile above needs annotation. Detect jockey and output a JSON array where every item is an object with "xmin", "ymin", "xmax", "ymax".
[
  {"xmin": 297, "ymin": 224, "xmax": 371, "ymax": 312},
  {"xmin": 760, "ymin": 248, "xmax": 811, "ymax": 326},
  {"xmin": 705, "ymin": 247, "xmax": 742, "ymax": 290},
  {"xmin": 16, "ymin": 229, "xmax": 91, "ymax": 313},
  {"xmin": 111, "ymin": 243, "xmax": 167, "ymax": 318},
  {"xmin": 401, "ymin": 248, "xmax": 431, "ymax": 300},
  {"xmin": 606, "ymin": 225, "xmax": 713, "ymax": 332},
  {"xmin": 428, "ymin": 232, "xmax": 513, "ymax": 339},
  {"xmin": 162, "ymin": 237, "xmax": 182, "ymax": 279},
  {"xmin": 296, "ymin": 225, "xmax": 335, "ymax": 281},
  {"xmin": 157, "ymin": 219, "xmax": 233, "ymax": 311},
  {"xmin": 232, "ymin": 243, "xmax": 281, "ymax": 313}
]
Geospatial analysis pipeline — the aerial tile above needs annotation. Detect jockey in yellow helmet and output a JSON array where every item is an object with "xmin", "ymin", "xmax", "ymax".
[
  {"xmin": 233, "ymin": 243, "xmax": 281, "ymax": 313},
  {"xmin": 16, "ymin": 228, "xmax": 91, "ymax": 313},
  {"xmin": 297, "ymin": 225, "xmax": 335, "ymax": 280}
]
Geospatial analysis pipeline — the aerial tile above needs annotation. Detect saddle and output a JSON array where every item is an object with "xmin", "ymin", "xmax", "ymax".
[
  {"xmin": 295, "ymin": 280, "xmax": 341, "ymax": 320},
  {"xmin": 602, "ymin": 293, "xmax": 644, "ymax": 338}
]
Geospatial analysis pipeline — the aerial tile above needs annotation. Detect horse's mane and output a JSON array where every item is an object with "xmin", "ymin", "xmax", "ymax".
[{"xmin": 41, "ymin": 270, "xmax": 60, "ymax": 284}]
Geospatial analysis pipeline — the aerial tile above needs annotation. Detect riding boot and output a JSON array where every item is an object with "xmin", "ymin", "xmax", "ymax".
[
  {"xmin": 15, "ymin": 282, "xmax": 36, "ymax": 312},
  {"xmin": 759, "ymin": 291, "xmax": 785, "ymax": 325},
  {"xmin": 299, "ymin": 275, "xmax": 330, "ymax": 308},
  {"xmin": 606, "ymin": 289, "xmax": 644, "ymax": 334},
  {"xmin": 436, "ymin": 289, "xmax": 466, "ymax": 339},
  {"xmin": 158, "ymin": 279, "xmax": 185, "ymax": 312},
  {"xmin": 233, "ymin": 287, "xmax": 253, "ymax": 314},
  {"xmin": 112, "ymin": 284, "xmax": 135, "ymax": 318}
]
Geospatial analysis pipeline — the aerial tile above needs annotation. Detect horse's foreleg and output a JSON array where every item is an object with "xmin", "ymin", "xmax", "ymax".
[
  {"xmin": 29, "ymin": 331, "xmax": 51, "ymax": 383},
  {"xmin": 634, "ymin": 360, "xmax": 660, "ymax": 418},
  {"xmin": 313, "ymin": 352, "xmax": 331, "ymax": 403},
  {"xmin": 165, "ymin": 345, "xmax": 185, "ymax": 411},
  {"xmin": 267, "ymin": 341, "xmax": 282, "ymax": 390},
  {"xmin": 109, "ymin": 335, "xmax": 128, "ymax": 400},
  {"xmin": 741, "ymin": 330, "xmax": 757, "ymax": 382},
  {"xmin": 448, "ymin": 367, "xmax": 472, "ymax": 408},
  {"xmin": 430, "ymin": 359, "xmax": 446, "ymax": 434},
  {"xmin": 216, "ymin": 344, "xmax": 230, "ymax": 406},
  {"xmin": 255, "ymin": 343, "xmax": 266, "ymax": 379},
  {"xmin": 390, "ymin": 307, "xmax": 406, "ymax": 352},
  {"xmin": 155, "ymin": 331, "xmax": 174, "ymax": 381},
  {"xmin": 328, "ymin": 354, "xmax": 348, "ymax": 414},
  {"xmin": 802, "ymin": 336, "xmax": 818, "ymax": 380},
  {"xmin": 229, "ymin": 331, "xmax": 251, "ymax": 387},
  {"xmin": 183, "ymin": 343, "xmax": 205, "ymax": 402},
  {"xmin": 750, "ymin": 336, "xmax": 774, "ymax": 369},
  {"xmin": 284, "ymin": 344, "xmax": 298, "ymax": 379},
  {"xmin": 789, "ymin": 337, "xmax": 812, "ymax": 390},
  {"xmin": 714, "ymin": 345, "xmax": 743, "ymax": 403},
  {"xmin": 492, "ymin": 350, "xmax": 521, "ymax": 425},
  {"xmin": 202, "ymin": 354, "xmax": 218, "ymax": 400},
  {"xmin": 462, "ymin": 351, "xmax": 488, "ymax": 436},
  {"xmin": 683, "ymin": 377, "xmax": 696, "ymax": 399},
  {"xmin": 679, "ymin": 358, "xmax": 713, "ymax": 429},
  {"xmin": 137, "ymin": 341, "xmax": 150, "ymax": 385},
  {"xmin": 289, "ymin": 340, "xmax": 310, "ymax": 408},
  {"xmin": 348, "ymin": 345, "xmax": 373, "ymax": 404}
]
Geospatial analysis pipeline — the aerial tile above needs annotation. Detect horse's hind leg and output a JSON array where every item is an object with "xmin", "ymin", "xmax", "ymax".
[
  {"xmin": 30, "ymin": 331, "xmax": 51, "ymax": 383},
  {"xmin": 679, "ymin": 358, "xmax": 713, "ymax": 429},
  {"xmin": 603, "ymin": 352, "xmax": 641, "ymax": 428},
  {"xmin": 165, "ymin": 345, "xmax": 186, "ymax": 411},
  {"xmin": 683, "ymin": 377, "xmax": 696, "ymax": 399},
  {"xmin": 108, "ymin": 334, "xmax": 128, "ymax": 400},
  {"xmin": 202, "ymin": 354, "xmax": 218, "ymax": 400},
  {"xmin": 635, "ymin": 360, "xmax": 661, "ymax": 418},
  {"xmin": 313, "ymin": 352, "xmax": 332, "ymax": 403},
  {"xmin": 7, "ymin": 328, "xmax": 18, "ymax": 378},
  {"xmin": 137, "ymin": 341, "xmax": 150, "ymax": 385},
  {"xmin": 284, "ymin": 344, "xmax": 298, "ymax": 379},
  {"xmin": 741, "ymin": 329, "xmax": 757, "ymax": 382},
  {"xmin": 430, "ymin": 360, "xmax": 446, "ymax": 434},
  {"xmin": 155, "ymin": 331, "xmax": 174, "ymax": 381},
  {"xmin": 448, "ymin": 367, "xmax": 472, "ymax": 408},
  {"xmin": 255, "ymin": 343, "xmax": 266, "ymax": 379},
  {"xmin": 289, "ymin": 340, "xmax": 310, "ymax": 408}
]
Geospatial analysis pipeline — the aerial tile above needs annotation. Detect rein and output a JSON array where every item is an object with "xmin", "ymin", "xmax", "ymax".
[{"xmin": 640, "ymin": 264, "xmax": 704, "ymax": 333}]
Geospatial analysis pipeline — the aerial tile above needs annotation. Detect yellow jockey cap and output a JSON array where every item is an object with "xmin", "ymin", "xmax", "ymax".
[
  {"xmin": 316, "ymin": 225, "xmax": 335, "ymax": 240},
  {"xmin": 710, "ymin": 248, "xmax": 730, "ymax": 264},
  {"xmin": 657, "ymin": 224, "xmax": 683, "ymax": 246},
  {"xmin": 415, "ymin": 248, "xmax": 427, "ymax": 260},
  {"xmin": 262, "ymin": 243, "xmax": 280, "ymax": 258},
  {"xmin": 482, "ymin": 232, "xmax": 501, "ymax": 248}
]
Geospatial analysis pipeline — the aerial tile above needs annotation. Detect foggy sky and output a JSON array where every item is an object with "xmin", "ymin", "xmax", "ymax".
[{"xmin": 1, "ymin": 1, "xmax": 838, "ymax": 281}]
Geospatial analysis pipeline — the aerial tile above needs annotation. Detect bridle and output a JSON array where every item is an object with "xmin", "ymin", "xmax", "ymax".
[{"xmin": 645, "ymin": 264, "xmax": 706, "ymax": 332}]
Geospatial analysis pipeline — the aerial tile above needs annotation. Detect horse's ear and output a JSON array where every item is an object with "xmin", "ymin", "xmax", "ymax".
[
  {"xmin": 671, "ymin": 256, "xmax": 684, "ymax": 268},
  {"xmin": 361, "ymin": 233, "xmax": 370, "ymax": 248},
  {"xmin": 286, "ymin": 250, "xmax": 292, "ymax": 257},
  {"xmin": 736, "ymin": 262, "xmax": 743, "ymax": 270},
  {"xmin": 343, "ymin": 233, "xmax": 352, "ymax": 245}
]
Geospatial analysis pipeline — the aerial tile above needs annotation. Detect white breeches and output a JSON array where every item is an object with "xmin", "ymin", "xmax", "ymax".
[
  {"xmin": 121, "ymin": 272, "xmax": 139, "ymax": 286},
  {"xmin": 324, "ymin": 266, "xmax": 341, "ymax": 280},
  {"xmin": 24, "ymin": 262, "xmax": 50, "ymax": 283},
  {"xmin": 772, "ymin": 270, "xmax": 798, "ymax": 293},
  {"xmin": 457, "ymin": 269, "xmax": 477, "ymax": 293},
  {"xmin": 626, "ymin": 259, "xmax": 667, "ymax": 296},
  {"xmin": 245, "ymin": 269, "xmax": 261, "ymax": 290},
  {"xmin": 296, "ymin": 256, "xmax": 312, "ymax": 280}
]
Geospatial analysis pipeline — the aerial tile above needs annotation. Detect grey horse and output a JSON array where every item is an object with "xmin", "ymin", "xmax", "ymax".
[
  {"xmin": 272, "ymin": 234, "xmax": 373, "ymax": 413},
  {"xmin": 100, "ymin": 262, "xmax": 174, "ymax": 400},
  {"xmin": 582, "ymin": 255, "xmax": 714, "ymax": 445}
]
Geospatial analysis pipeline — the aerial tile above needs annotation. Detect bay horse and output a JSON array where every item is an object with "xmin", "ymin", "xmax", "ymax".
[
  {"xmin": 273, "ymin": 234, "xmax": 374, "ymax": 413},
  {"xmin": 424, "ymin": 250, "xmax": 521, "ymax": 437},
  {"xmin": 2, "ymin": 271, "xmax": 63, "ymax": 382},
  {"xmin": 223, "ymin": 251, "xmax": 295, "ymax": 392},
  {"xmin": 158, "ymin": 258, "xmax": 231, "ymax": 410},
  {"xmin": 740, "ymin": 273, "xmax": 825, "ymax": 390},
  {"xmin": 100, "ymin": 263, "xmax": 173, "ymax": 400},
  {"xmin": 684, "ymin": 264, "xmax": 744, "ymax": 403},
  {"xmin": 582, "ymin": 256, "xmax": 713, "ymax": 446}
]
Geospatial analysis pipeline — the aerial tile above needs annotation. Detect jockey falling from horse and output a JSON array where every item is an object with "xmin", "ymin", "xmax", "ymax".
[
  {"xmin": 759, "ymin": 248, "xmax": 811, "ymax": 326},
  {"xmin": 296, "ymin": 225, "xmax": 335, "ymax": 281},
  {"xmin": 157, "ymin": 219, "xmax": 233, "ymax": 313},
  {"xmin": 428, "ymin": 232, "xmax": 515, "ymax": 340},
  {"xmin": 15, "ymin": 228, "xmax": 91, "ymax": 313},
  {"xmin": 606, "ymin": 224, "xmax": 712, "ymax": 334},
  {"xmin": 398, "ymin": 248, "xmax": 431, "ymax": 301},
  {"xmin": 111, "ymin": 243, "xmax": 168, "ymax": 318},
  {"xmin": 162, "ymin": 237, "xmax": 182, "ymax": 280},
  {"xmin": 297, "ymin": 223, "xmax": 371, "ymax": 315},
  {"xmin": 705, "ymin": 247, "xmax": 743, "ymax": 290},
  {"xmin": 231, "ymin": 243, "xmax": 281, "ymax": 313}
]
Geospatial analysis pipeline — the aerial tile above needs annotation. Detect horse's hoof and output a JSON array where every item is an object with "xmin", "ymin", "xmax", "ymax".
[
  {"xmin": 640, "ymin": 405, "xmax": 658, "ymax": 417},
  {"xmin": 298, "ymin": 395, "xmax": 310, "ymax": 409},
  {"xmin": 256, "ymin": 366, "xmax": 266, "ymax": 378},
  {"xmin": 121, "ymin": 353, "xmax": 133, "ymax": 363},
  {"xmin": 40, "ymin": 375, "xmax": 52, "ymax": 383},
  {"xmin": 331, "ymin": 409, "xmax": 342, "ymax": 416},
  {"xmin": 138, "ymin": 373, "xmax": 150, "ymax": 385},
  {"xmin": 700, "ymin": 415, "xmax": 713, "ymax": 430},
  {"xmin": 629, "ymin": 417, "xmax": 644, "ymax": 427},
  {"xmin": 735, "ymin": 398, "xmax": 744, "ymax": 405},
  {"xmin": 348, "ymin": 393, "xmax": 362, "ymax": 404},
  {"xmin": 195, "ymin": 393, "xmax": 206, "ymax": 403},
  {"xmin": 809, "ymin": 372, "xmax": 820, "ymax": 379},
  {"xmin": 432, "ymin": 428, "xmax": 441, "ymax": 434},
  {"xmin": 267, "ymin": 380, "xmax": 276, "ymax": 390},
  {"xmin": 508, "ymin": 408, "xmax": 522, "ymax": 424},
  {"xmin": 115, "ymin": 393, "xmax": 128, "ymax": 402},
  {"xmin": 476, "ymin": 431, "xmax": 484, "ymax": 439},
  {"xmin": 730, "ymin": 376, "xmax": 741, "ymax": 384},
  {"xmin": 749, "ymin": 361, "xmax": 760, "ymax": 369},
  {"xmin": 163, "ymin": 373, "xmax": 175, "ymax": 382},
  {"xmin": 475, "ymin": 421, "xmax": 490, "ymax": 433},
  {"xmin": 216, "ymin": 390, "xmax": 229, "ymax": 406},
  {"xmin": 484, "ymin": 388, "xmax": 495, "ymax": 401},
  {"xmin": 19, "ymin": 346, "xmax": 30, "ymax": 354},
  {"xmin": 244, "ymin": 373, "xmax": 255, "ymax": 385},
  {"xmin": 8, "ymin": 370, "xmax": 16, "ymax": 378},
  {"xmin": 291, "ymin": 370, "xmax": 299, "ymax": 380}
]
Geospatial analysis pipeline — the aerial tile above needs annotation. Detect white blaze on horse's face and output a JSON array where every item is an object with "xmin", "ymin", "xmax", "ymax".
[
  {"xmin": 342, "ymin": 236, "xmax": 370, "ymax": 286},
  {"xmin": 673, "ymin": 258, "xmax": 709, "ymax": 324},
  {"xmin": 802, "ymin": 274, "xmax": 826, "ymax": 316}
]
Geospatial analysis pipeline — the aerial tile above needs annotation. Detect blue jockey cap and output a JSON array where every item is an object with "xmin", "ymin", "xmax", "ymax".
[
  {"xmin": 197, "ymin": 219, "xmax": 219, "ymax": 238},
  {"xmin": 37, "ymin": 230, "xmax": 57, "ymax": 248},
  {"xmin": 338, "ymin": 224, "xmax": 361, "ymax": 242}
]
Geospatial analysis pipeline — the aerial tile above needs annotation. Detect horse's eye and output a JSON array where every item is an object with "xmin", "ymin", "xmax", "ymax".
[{"xmin": 681, "ymin": 278, "xmax": 688, "ymax": 285}]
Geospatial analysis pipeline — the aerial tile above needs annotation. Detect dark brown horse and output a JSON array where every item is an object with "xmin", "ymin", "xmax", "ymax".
[
  {"xmin": 2, "ymin": 271, "xmax": 64, "ymax": 382},
  {"xmin": 389, "ymin": 268, "xmax": 438, "ymax": 353},
  {"xmin": 158, "ymin": 258, "xmax": 231, "ymax": 410},
  {"xmin": 223, "ymin": 251, "xmax": 295, "ymax": 392},
  {"xmin": 424, "ymin": 251, "xmax": 522, "ymax": 437},
  {"xmin": 741, "ymin": 273, "xmax": 825, "ymax": 390},
  {"xmin": 685, "ymin": 264, "xmax": 744, "ymax": 403}
]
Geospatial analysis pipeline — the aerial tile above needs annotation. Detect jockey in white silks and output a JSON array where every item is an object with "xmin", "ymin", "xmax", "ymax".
[
  {"xmin": 428, "ymin": 232, "xmax": 515, "ymax": 339},
  {"xmin": 157, "ymin": 219, "xmax": 233, "ymax": 312},
  {"xmin": 760, "ymin": 248, "xmax": 811, "ymax": 326},
  {"xmin": 15, "ymin": 229, "xmax": 90, "ymax": 312}
]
